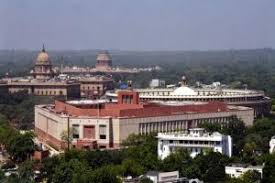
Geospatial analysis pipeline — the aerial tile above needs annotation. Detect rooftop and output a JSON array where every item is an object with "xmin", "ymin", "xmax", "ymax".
[{"xmin": 157, "ymin": 128, "xmax": 224, "ymax": 139}]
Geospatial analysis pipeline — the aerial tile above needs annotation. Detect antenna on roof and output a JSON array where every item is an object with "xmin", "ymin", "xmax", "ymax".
[{"xmin": 42, "ymin": 43, "xmax": 46, "ymax": 52}]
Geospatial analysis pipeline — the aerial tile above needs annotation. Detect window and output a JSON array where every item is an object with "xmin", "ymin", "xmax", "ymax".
[
  {"xmin": 72, "ymin": 124, "xmax": 79, "ymax": 139},
  {"xmin": 83, "ymin": 125, "xmax": 95, "ymax": 139},
  {"xmin": 99, "ymin": 125, "xmax": 107, "ymax": 139}
]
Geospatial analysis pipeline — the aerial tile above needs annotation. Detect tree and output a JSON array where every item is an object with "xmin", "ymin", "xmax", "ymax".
[
  {"xmin": 262, "ymin": 154, "xmax": 275, "ymax": 183},
  {"xmin": 0, "ymin": 169, "xmax": 5, "ymax": 182},
  {"xmin": 161, "ymin": 149, "xmax": 192, "ymax": 175},
  {"xmin": 52, "ymin": 159, "xmax": 89, "ymax": 183},
  {"xmin": 60, "ymin": 128, "xmax": 73, "ymax": 150},
  {"xmin": 41, "ymin": 156, "xmax": 61, "ymax": 183},
  {"xmin": 241, "ymin": 170, "xmax": 261, "ymax": 183},
  {"xmin": 123, "ymin": 133, "xmax": 159, "ymax": 171},
  {"xmin": 91, "ymin": 165, "xmax": 121, "ymax": 183},
  {"xmin": 120, "ymin": 159, "xmax": 144, "ymax": 177},
  {"xmin": 6, "ymin": 132, "xmax": 35, "ymax": 162},
  {"xmin": 194, "ymin": 152, "xmax": 229, "ymax": 183},
  {"xmin": 17, "ymin": 160, "xmax": 35, "ymax": 183}
]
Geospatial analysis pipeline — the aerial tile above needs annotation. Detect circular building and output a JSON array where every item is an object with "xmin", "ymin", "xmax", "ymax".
[
  {"xmin": 95, "ymin": 51, "xmax": 112, "ymax": 70},
  {"xmin": 31, "ymin": 45, "xmax": 54, "ymax": 80},
  {"xmin": 106, "ymin": 76, "xmax": 271, "ymax": 117}
]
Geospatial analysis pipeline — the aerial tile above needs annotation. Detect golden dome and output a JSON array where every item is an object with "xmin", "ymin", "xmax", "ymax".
[
  {"xmin": 36, "ymin": 45, "xmax": 51, "ymax": 64},
  {"xmin": 37, "ymin": 52, "xmax": 50, "ymax": 62}
]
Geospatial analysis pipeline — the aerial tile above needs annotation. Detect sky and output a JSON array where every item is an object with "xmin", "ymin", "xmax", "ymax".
[{"xmin": 0, "ymin": 0, "xmax": 274, "ymax": 51}]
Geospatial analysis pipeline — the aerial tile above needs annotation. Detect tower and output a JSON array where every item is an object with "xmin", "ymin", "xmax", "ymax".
[
  {"xmin": 95, "ymin": 51, "xmax": 112, "ymax": 70},
  {"xmin": 31, "ymin": 45, "xmax": 54, "ymax": 80}
]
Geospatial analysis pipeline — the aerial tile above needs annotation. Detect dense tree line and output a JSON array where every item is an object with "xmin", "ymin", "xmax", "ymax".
[
  {"xmin": 0, "ymin": 91, "xmax": 54, "ymax": 130},
  {"xmin": 1, "ymin": 49, "xmax": 275, "ymax": 97}
]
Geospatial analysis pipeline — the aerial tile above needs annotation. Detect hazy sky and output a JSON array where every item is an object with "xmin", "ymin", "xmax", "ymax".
[{"xmin": 0, "ymin": 0, "xmax": 274, "ymax": 51}]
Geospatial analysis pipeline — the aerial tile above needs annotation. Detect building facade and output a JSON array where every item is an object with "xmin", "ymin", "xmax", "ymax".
[
  {"xmin": 35, "ymin": 91, "xmax": 253, "ymax": 150},
  {"xmin": 106, "ymin": 76, "xmax": 271, "ymax": 117},
  {"xmin": 7, "ymin": 80, "xmax": 80, "ymax": 98},
  {"xmin": 78, "ymin": 75, "xmax": 114, "ymax": 98},
  {"xmin": 270, "ymin": 136, "xmax": 275, "ymax": 154},
  {"xmin": 0, "ymin": 46, "xmax": 81, "ymax": 98},
  {"xmin": 95, "ymin": 51, "xmax": 112, "ymax": 70},
  {"xmin": 157, "ymin": 128, "xmax": 232, "ymax": 159},
  {"xmin": 225, "ymin": 164, "xmax": 264, "ymax": 178}
]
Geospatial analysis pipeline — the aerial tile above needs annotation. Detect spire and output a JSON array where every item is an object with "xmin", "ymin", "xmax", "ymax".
[{"xmin": 42, "ymin": 44, "xmax": 46, "ymax": 52}]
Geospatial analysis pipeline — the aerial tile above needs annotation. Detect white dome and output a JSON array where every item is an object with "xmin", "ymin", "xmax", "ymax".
[{"xmin": 171, "ymin": 86, "xmax": 197, "ymax": 96}]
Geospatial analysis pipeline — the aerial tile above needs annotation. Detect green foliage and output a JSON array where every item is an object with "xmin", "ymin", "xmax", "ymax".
[
  {"xmin": 0, "ymin": 91, "xmax": 54, "ymax": 130},
  {"xmin": 0, "ymin": 169, "xmax": 4, "ymax": 182},
  {"xmin": 6, "ymin": 132, "xmax": 35, "ymax": 162},
  {"xmin": 90, "ymin": 165, "xmax": 121, "ymax": 183},
  {"xmin": 52, "ymin": 159, "xmax": 90, "ymax": 183},
  {"xmin": 161, "ymin": 149, "xmax": 191, "ymax": 174},
  {"xmin": 241, "ymin": 170, "xmax": 261, "ymax": 183},
  {"xmin": 248, "ymin": 118, "xmax": 275, "ymax": 153},
  {"xmin": 262, "ymin": 154, "xmax": 275, "ymax": 183},
  {"xmin": 17, "ymin": 161, "xmax": 35, "ymax": 183},
  {"xmin": 41, "ymin": 156, "xmax": 61, "ymax": 183},
  {"xmin": 194, "ymin": 152, "xmax": 230, "ymax": 182},
  {"xmin": 123, "ymin": 133, "xmax": 160, "ymax": 171},
  {"xmin": 120, "ymin": 159, "xmax": 144, "ymax": 177}
]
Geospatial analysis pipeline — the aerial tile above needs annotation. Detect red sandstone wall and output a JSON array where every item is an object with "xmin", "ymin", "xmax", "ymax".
[{"xmin": 54, "ymin": 100, "xmax": 227, "ymax": 118}]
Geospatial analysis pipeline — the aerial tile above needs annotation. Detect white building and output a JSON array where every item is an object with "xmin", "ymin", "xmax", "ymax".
[
  {"xmin": 149, "ymin": 79, "xmax": 165, "ymax": 88},
  {"xmin": 157, "ymin": 128, "xmax": 232, "ymax": 159},
  {"xmin": 145, "ymin": 171, "xmax": 203, "ymax": 183},
  {"xmin": 270, "ymin": 136, "xmax": 275, "ymax": 154},
  {"xmin": 225, "ymin": 164, "xmax": 264, "ymax": 178}
]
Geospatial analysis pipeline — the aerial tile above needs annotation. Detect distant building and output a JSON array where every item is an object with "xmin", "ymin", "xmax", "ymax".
[
  {"xmin": 35, "ymin": 90, "xmax": 253, "ymax": 151},
  {"xmin": 270, "ymin": 136, "xmax": 275, "ymax": 154},
  {"xmin": 225, "ymin": 164, "xmax": 264, "ymax": 178},
  {"xmin": 31, "ymin": 45, "xmax": 55, "ymax": 80},
  {"xmin": 106, "ymin": 75, "xmax": 271, "ymax": 118},
  {"xmin": 61, "ymin": 50, "xmax": 161, "ymax": 74},
  {"xmin": 95, "ymin": 51, "xmax": 112, "ymax": 70},
  {"xmin": 1, "ymin": 46, "xmax": 80, "ymax": 98},
  {"xmin": 150, "ymin": 79, "xmax": 165, "ymax": 88},
  {"xmin": 6, "ymin": 79, "xmax": 80, "ymax": 98},
  {"xmin": 1, "ymin": 46, "xmax": 118, "ymax": 99},
  {"xmin": 77, "ymin": 75, "xmax": 114, "ymax": 98},
  {"xmin": 157, "ymin": 128, "xmax": 232, "ymax": 159}
]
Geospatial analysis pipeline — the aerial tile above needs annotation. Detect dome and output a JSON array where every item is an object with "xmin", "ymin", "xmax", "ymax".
[
  {"xmin": 96, "ymin": 51, "xmax": 111, "ymax": 61},
  {"xmin": 37, "ymin": 52, "xmax": 50, "ymax": 63},
  {"xmin": 171, "ymin": 86, "xmax": 197, "ymax": 96},
  {"xmin": 36, "ymin": 45, "xmax": 51, "ymax": 64}
]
